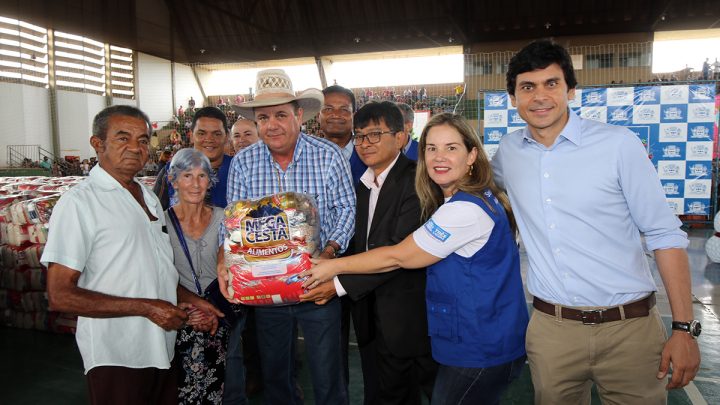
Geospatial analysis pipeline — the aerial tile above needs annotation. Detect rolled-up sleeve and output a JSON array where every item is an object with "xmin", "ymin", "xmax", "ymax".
[{"xmin": 618, "ymin": 132, "xmax": 688, "ymax": 251}]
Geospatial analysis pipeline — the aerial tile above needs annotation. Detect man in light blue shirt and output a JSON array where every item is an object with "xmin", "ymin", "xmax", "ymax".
[
  {"xmin": 223, "ymin": 69, "xmax": 354, "ymax": 405},
  {"xmin": 491, "ymin": 39, "xmax": 700, "ymax": 405}
]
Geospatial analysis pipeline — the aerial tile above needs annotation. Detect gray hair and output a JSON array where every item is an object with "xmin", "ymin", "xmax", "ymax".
[
  {"xmin": 167, "ymin": 148, "xmax": 218, "ymax": 188},
  {"xmin": 395, "ymin": 102, "xmax": 414, "ymax": 124},
  {"xmin": 92, "ymin": 105, "xmax": 151, "ymax": 140}
]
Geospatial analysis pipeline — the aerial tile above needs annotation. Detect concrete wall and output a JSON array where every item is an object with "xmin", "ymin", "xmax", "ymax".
[
  {"xmin": 136, "ymin": 52, "xmax": 173, "ymax": 124},
  {"xmin": 0, "ymin": 82, "xmax": 52, "ymax": 166},
  {"xmin": 0, "ymin": 51, "xmax": 179, "ymax": 166}
]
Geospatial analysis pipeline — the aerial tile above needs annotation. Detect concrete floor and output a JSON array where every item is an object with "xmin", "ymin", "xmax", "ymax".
[{"xmin": 1, "ymin": 228, "xmax": 719, "ymax": 404}]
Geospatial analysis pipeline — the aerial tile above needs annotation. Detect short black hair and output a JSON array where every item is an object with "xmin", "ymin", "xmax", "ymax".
[
  {"xmin": 322, "ymin": 85, "xmax": 356, "ymax": 112},
  {"xmin": 506, "ymin": 39, "xmax": 578, "ymax": 96},
  {"xmin": 354, "ymin": 101, "xmax": 404, "ymax": 133},
  {"xmin": 191, "ymin": 106, "xmax": 228, "ymax": 133},
  {"xmin": 92, "ymin": 105, "xmax": 151, "ymax": 140}
]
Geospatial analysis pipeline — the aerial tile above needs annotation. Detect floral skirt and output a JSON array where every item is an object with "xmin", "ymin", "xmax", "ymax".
[{"xmin": 176, "ymin": 324, "xmax": 229, "ymax": 405}]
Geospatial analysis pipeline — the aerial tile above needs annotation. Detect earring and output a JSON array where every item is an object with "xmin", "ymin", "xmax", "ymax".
[{"xmin": 467, "ymin": 164, "xmax": 474, "ymax": 175}]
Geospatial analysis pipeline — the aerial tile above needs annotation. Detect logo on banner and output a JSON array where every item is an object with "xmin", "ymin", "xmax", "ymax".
[
  {"xmin": 638, "ymin": 107, "xmax": 656, "ymax": 120},
  {"xmin": 662, "ymin": 164, "xmax": 681, "ymax": 176},
  {"xmin": 585, "ymin": 91, "xmax": 603, "ymax": 103},
  {"xmin": 663, "ymin": 126, "xmax": 683, "ymax": 139},
  {"xmin": 509, "ymin": 112, "xmax": 525, "ymax": 124},
  {"xmin": 689, "ymin": 164, "xmax": 708, "ymax": 177},
  {"xmin": 663, "ymin": 183, "xmax": 680, "ymax": 195},
  {"xmin": 691, "ymin": 126, "xmax": 710, "ymax": 139},
  {"xmin": 662, "ymin": 145, "xmax": 682, "ymax": 158},
  {"xmin": 666, "ymin": 88, "xmax": 684, "ymax": 101},
  {"xmin": 668, "ymin": 201, "xmax": 679, "ymax": 212},
  {"xmin": 638, "ymin": 89, "xmax": 657, "ymax": 102},
  {"xmin": 485, "ymin": 146, "xmax": 498, "ymax": 159},
  {"xmin": 691, "ymin": 87, "xmax": 712, "ymax": 100},
  {"xmin": 690, "ymin": 144, "xmax": 710, "ymax": 157},
  {"xmin": 610, "ymin": 90, "xmax": 630, "ymax": 102},
  {"xmin": 585, "ymin": 110, "xmax": 602, "ymax": 120},
  {"xmin": 691, "ymin": 106, "xmax": 711, "ymax": 120},
  {"xmin": 487, "ymin": 95, "xmax": 505, "ymax": 107},
  {"xmin": 687, "ymin": 201, "xmax": 708, "ymax": 214},
  {"xmin": 611, "ymin": 109, "xmax": 628, "ymax": 121},
  {"xmin": 689, "ymin": 183, "xmax": 708, "ymax": 195},
  {"xmin": 486, "ymin": 112, "xmax": 504, "ymax": 125},
  {"xmin": 487, "ymin": 130, "xmax": 504, "ymax": 142},
  {"xmin": 663, "ymin": 107, "xmax": 683, "ymax": 120}
]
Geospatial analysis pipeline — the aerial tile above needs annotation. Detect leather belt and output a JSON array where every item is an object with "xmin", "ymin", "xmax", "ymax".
[{"xmin": 532, "ymin": 293, "xmax": 655, "ymax": 325}]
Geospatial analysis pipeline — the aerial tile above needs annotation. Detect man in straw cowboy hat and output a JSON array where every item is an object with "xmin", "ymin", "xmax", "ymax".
[{"xmin": 220, "ymin": 69, "xmax": 355, "ymax": 405}]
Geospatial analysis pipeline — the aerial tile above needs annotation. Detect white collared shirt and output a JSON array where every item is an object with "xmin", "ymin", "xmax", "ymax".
[
  {"xmin": 358, "ymin": 153, "xmax": 401, "ymax": 244},
  {"xmin": 41, "ymin": 165, "xmax": 178, "ymax": 374},
  {"xmin": 334, "ymin": 153, "xmax": 401, "ymax": 296}
]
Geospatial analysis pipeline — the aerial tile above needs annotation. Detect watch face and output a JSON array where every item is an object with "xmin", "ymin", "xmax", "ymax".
[{"xmin": 691, "ymin": 321, "xmax": 702, "ymax": 337}]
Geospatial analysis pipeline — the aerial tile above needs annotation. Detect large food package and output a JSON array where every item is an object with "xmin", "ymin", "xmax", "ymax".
[
  {"xmin": 0, "ymin": 176, "xmax": 85, "ymax": 333},
  {"xmin": 223, "ymin": 192, "xmax": 320, "ymax": 306}
]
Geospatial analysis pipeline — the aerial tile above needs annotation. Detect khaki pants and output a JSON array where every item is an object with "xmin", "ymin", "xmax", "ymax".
[{"xmin": 526, "ymin": 305, "xmax": 667, "ymax": 405}]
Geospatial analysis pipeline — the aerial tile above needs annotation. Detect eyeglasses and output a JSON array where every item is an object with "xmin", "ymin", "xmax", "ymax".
[{"xmin": 352, "ymin": 130, "xmax": 396, "ymax": 145}]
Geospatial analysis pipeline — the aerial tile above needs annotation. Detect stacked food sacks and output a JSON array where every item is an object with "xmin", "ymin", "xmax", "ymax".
[
  {"xmin": 0, "ymin": 176, "xmax": 83, "ymax": 333},
  {"xmin": 223, "ymin": 192, "xmax": 319, "ymax": 306}
]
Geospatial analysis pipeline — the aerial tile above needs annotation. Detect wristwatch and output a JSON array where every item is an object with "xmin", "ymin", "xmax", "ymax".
[
  {"xmin": 322, "ymin": 244, "xmax": 338, "ymax": 258},
  {"xmin": 671, "ymin": 320, "xmax": 702, "ymax": 338}
]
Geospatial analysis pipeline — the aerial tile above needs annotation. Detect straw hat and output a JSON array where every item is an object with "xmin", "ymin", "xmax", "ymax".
[{"xmin": 231, "ymin": 69, "xmax": 323, "ymax": 123}]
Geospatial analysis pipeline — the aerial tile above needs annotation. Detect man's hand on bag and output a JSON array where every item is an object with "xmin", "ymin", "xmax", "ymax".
[{"xmin": 299, "ymin": 280, "xmax": 337, "ymax": 305}]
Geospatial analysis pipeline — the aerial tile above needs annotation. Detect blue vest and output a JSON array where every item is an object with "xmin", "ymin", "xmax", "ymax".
[{"xmin": 425, "ymin": 191, "xmax": 528, "ymax": 368}]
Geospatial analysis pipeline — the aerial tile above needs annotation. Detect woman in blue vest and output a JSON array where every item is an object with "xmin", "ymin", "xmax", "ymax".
[{"xmin": 302, "ymin": 113, "xmax": 528, "ymax": 405}]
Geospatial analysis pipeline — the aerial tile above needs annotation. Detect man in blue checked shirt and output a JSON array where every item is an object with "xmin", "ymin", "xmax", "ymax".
[
  {"xmin": 492, "ymin": 39, "xmax": 700, "ymax": 405},
  {"xmin": 220, "ymin": 69, "xmax": 355, "ymax": 405}
]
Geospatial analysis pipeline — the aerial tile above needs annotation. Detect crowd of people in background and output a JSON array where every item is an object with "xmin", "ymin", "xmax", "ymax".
[{"xmin": 22, "ymin": 156, "xmax": 98, "ymax": 177}]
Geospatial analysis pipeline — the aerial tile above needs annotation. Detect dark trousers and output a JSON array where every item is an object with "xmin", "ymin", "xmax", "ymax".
[
  {"xmin": 430, "ymin": 355, "xmax": 526, "ymax": 405},
  {"xmin": 86, "ymin": 363, "xmax": 178, "ymax": 405},
  {"xmin": 223, "ymin": 313, "xmax": 248, "ymax": 404},
  {"xmin": 255, "ymin": 299, "xmax": 347, "ymax": 405},
  {"xmin": 373, "ymin": 320, "xmax": 437, "ymax": 405}
]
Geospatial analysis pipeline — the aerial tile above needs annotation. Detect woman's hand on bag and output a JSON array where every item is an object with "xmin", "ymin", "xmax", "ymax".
[{"xmin": 300, "ymin": 258, "xmax": 337, "ymax": 290}]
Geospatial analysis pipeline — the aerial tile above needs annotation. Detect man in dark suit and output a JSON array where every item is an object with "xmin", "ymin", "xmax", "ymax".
[{"xmin": 303, "ymin": 101, "xmax": 437, "ymax": 404}]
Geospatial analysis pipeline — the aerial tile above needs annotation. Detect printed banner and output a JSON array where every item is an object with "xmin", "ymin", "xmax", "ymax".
[{"xmin": 483, "ymin": 84, "xmax": 718, "ymax": 215}]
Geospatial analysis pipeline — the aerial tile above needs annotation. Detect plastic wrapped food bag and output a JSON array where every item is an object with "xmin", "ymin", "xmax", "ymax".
[{"xmin": 223, "ymin": 192, "xmax": 320, "ymax": 306}]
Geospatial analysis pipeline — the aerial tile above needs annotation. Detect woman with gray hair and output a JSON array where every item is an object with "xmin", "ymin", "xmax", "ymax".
[{"xmin": 165, "ymin": 148, "xmax": 241, "ymax": 404}]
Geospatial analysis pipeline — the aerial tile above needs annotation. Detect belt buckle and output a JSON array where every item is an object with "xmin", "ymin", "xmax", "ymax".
[{"xmin": 580, "ymin": 309, "xmax": 604, "ymax": 325}]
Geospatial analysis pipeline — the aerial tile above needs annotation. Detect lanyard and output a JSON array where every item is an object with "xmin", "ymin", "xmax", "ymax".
[{"xmin": 167, "ymin": 207, "xmax": 203, "ymax": 295}]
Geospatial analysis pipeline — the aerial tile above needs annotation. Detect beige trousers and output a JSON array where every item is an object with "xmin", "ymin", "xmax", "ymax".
[{"xmin": 526, "ymin": 305, "xmax": 667, "ymax": 405}]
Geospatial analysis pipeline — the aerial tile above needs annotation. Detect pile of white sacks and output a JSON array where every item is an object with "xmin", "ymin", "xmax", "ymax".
[{"xmin": 0, "ymin": 175, "xmax": 156, "ymax": 333}]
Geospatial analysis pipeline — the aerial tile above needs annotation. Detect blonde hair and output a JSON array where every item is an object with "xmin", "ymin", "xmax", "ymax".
[{"xmin": 415, "ymin": 113, "xmax": 517, "ymax": 234}]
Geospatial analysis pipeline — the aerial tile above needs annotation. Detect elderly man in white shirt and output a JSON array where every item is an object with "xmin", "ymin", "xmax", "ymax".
[{"xmin": 43, "ymin": 105, "xmax": 220, "ymax": 405}]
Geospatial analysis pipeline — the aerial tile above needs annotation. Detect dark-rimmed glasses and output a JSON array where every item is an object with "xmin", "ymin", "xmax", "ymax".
[{"xmin": 353, "ymin": 130, "xmax": 396, "ymax": 145}]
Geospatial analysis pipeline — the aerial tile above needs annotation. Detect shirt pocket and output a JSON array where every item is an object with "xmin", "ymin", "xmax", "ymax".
[{"xmin": 426, "ymin": 290, "xmax": 459, "ymax": 342}]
